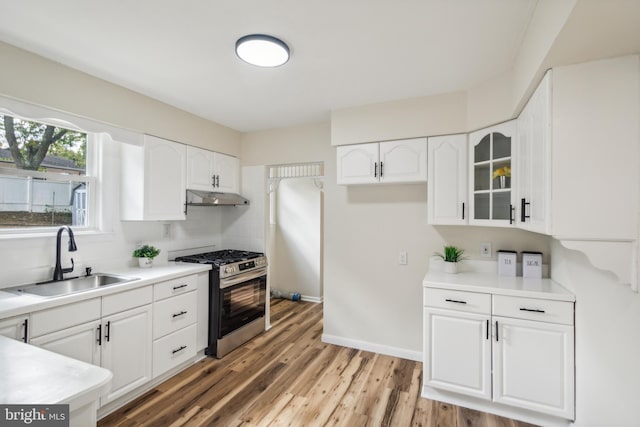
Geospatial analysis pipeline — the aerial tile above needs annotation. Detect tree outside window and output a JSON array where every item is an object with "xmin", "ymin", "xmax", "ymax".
[{"xmin": 0, "ymin": 114, "xmax": 90, "ymax": 228}]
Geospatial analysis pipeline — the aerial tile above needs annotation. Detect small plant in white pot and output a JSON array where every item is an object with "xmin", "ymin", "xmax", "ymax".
[
  {"xmin": 133, "ymin": 245, "xmax": 160, "ymax": 268},
  {"xmin": 435, "ymin": 245, "xmax": 465, "ymax": 274}
]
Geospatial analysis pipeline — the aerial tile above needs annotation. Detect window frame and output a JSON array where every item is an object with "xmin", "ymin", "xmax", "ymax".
[{"xmin": 0, "ymin": 121, "xmax": 98, "ymax": 236}]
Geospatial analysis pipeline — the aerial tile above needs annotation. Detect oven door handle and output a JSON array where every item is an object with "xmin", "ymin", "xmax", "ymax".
[{"xmin": 220, "ymin": 268, "xmax": 267, "ymax": 289}]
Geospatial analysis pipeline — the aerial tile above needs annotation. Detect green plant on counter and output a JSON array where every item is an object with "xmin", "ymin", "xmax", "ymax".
[
  {"xmin": 435, "ymin": 245, "xmax": 465, "ymax": 263},
  {"xmin": 133, "ymin": 244, "xmax": 160, "ymax": 259}
]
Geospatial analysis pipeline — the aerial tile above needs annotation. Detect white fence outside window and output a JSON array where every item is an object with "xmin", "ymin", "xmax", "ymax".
[{"xmin": 0, "ymin": 176, "xmax": 87, "ymax": 225}]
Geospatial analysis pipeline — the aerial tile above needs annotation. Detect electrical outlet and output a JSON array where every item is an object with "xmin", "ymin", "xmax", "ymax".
[
  {"xmin": 480, "ymin": 243, "xmax": 492, "ymax": 258},
  {"xmin": 399, "ymin": 251, "xmax": 408, "ymax": 265}
]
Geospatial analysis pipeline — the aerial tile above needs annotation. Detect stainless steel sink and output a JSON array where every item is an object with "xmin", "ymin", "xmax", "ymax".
[{"xmin": 6, "ymin": 274, "xmax": 139, "ymax": 297}]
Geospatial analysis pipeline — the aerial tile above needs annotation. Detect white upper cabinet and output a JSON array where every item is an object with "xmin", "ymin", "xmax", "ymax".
[
  {"xmin": 469, "ymin": 121, "xmax": 517, "ymax": 227},
  {"xmin": 336, "ymin": 143, "xmax": 379, "ymax": 185},
  {"xmin": 337, "ymin": 138, "xmax": 427, "ymax": 185},
  {"xmin": 186, "ymin": 146, "xmax": 239, "ymax": 193},
  {"xmin": 428, "ymin": 134, "xmax": 468, "ymax": 225},
  {"xmin": 121, "ymin": 135, "xmax": 187, "ymax": 221},
  {"xmin": 214, "ymin": 152, "xmax": 240, "ymax": 193},
  {"xmin": 517, "ymin": 70, "xmax": 552, "ymax": 234}
]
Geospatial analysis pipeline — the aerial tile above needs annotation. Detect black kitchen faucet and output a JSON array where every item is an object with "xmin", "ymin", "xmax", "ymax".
[{"xmin": 53, "ymin": 225, "xmax": 77, "ymax": 281}]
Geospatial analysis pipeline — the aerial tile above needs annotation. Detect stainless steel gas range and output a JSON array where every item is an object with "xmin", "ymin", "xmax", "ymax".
[{"xmin": 175, "ymin": 249, "xmax": 267, "ymax": 358}]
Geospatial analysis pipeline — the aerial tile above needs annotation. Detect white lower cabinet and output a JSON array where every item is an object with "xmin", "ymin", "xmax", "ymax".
[
  {"xmin": 100, "ymin": 304, "xmax": 153, "ymax": 404},
  {"xmin": 424, "ymin": 308, "xmax": 491, "ymax": 400},
  {"xmin": 30, "ymin": 287, "xmax": 153, "ymax": 407},
  {"xmin": 30, "ymin": 319, "xmax": 101, "ymax": 365},
  {"xmin": 0, "ymin": 314, "xmax": 29, "ymax": 342},
  {"xmin": 423, "ymin": 285, "xmax": 575, "ymax": 423},
  {"xmin": 152, "ymin": 276, "xmax": 198, "ymax": 378}
]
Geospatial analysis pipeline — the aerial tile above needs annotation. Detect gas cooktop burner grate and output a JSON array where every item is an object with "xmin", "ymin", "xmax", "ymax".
[{"xmin": 175, "ymin": 249, "xmax": 264, "ymax": 266}]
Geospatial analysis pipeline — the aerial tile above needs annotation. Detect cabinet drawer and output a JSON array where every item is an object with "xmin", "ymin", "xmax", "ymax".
[
  {"xmin": 152, "ymin": 323, "xmax": 197, "ymax": 378},
  {"xmin": 154, "ymin": 274, "xmax": 198, "ymax": 301},
  {"xmin": 102, "ymin": 285, "xmax": 153, "ymax": 317},
  {"xmin": 31, "ymin": 298, "xmax": 101, "ymax": 338},
  {"xmin": 153, "ymin": 291, "xmax": 197, "ymax": 339},
  {"xmin": 424, "ymin": 288, "xmax": 491, "ymax": 314},
  {"xmin": 492, "ymin": 295, "xmax": 574, "ymax": 325}
]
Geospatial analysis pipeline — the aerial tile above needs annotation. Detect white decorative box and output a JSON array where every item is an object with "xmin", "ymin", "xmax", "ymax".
[
  {"xmin": 523, "ymin": 251, "xmax": 543, "ymax": 278},
  {"xmin": 498, "ymin": 250, "xmax": 517, "ymax": 277}
]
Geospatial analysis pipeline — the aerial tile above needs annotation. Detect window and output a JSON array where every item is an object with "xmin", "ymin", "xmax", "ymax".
[{"xmin": 0, "ymin": 113, "xmax": 96, "ymax": 232}]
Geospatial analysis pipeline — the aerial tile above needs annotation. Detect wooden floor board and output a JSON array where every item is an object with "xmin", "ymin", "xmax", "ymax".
[{"xmin": 99, "ymin": 299, "xmax": 536, "ymax": 427}]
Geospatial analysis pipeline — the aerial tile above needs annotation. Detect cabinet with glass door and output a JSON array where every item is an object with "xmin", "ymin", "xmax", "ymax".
[{"xmin": 469, "ymin": 120, "xmax": 516, "ymax": 226}]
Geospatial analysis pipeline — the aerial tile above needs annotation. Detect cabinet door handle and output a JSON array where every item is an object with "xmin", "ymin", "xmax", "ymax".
[
  {"xmin": 172, "ymin": 345, "xmax": 187, "ymax": 355},
  {"xmin": 212, "ymin": 175, "xmax": 216, "ymax": 187},
  {"xmin": 445, "ymin": 299, "xmax": 467, "ymax": 304},
  {"xmin": 172, "ymin": 310, "xmax": 187, "ymax": 318},
  {"xmin": 519, "ymin": 307, "xmax": 545, "ymax": 313},
  {"xmin": 486, "ymin": 319, "xmax": 489, "ymax": 340},
  {"xmin": 173, "ymin": 284, "xmax": 188, "ymax": 290},
  {"xmin": 105, "ymin": 321, "xmax": 111, "ymax": 342},
  {"xmin": 462, "ymin": 202, "xmax": 465, "ymax": 220},
  {"xmin": 22, "ymin": 319, "xmax": 28, "ymax": 343},
  {"xmin": 97, "ymin": 324, "xmax": 102, "ymax": 346},
  {"xmin": 380, "ymin": 161, "xmax": 384, "ymax": 177},
  {"xmin": 521, "ymin": 198, "xmax": 530, "ymax": 222},
  {"xmin": 495, "ymin": 320, "xmax": 499, "ymax": 342},
  {"xmin": 216, "ymin": 175, "xmax": 220, "ymax": 187},
  {"xmin": 509, "ymin": 204, "xmax": 514, "ymax": 225},
  {"xmin": 374, "ymin": 162, "xmax": 378, "ymax": 178}
]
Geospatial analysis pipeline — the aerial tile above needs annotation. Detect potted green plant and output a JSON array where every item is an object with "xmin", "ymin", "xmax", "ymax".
[
  {"xmin": 435, "ymin": 245, "xmax": 465, "ymax": 274},
  {"xmin": 133, "ymin": 244, "xmax": 160, "ymax": 268}
]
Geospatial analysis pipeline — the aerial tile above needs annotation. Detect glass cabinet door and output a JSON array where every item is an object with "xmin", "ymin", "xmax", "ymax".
[{"xmin": 470, "ymin": 121, "xmax": 516, "ymax": 225}]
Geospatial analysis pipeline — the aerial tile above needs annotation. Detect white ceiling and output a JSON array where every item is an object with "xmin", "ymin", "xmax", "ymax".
[{"xmin": 0, "ymin": 0, "xmax": 538, "ymax": 132}]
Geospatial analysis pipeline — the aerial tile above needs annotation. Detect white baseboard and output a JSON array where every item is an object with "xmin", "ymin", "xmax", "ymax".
[{"xmin": 321, "ymin": 333, "xmax": 421, "ymax": 361}]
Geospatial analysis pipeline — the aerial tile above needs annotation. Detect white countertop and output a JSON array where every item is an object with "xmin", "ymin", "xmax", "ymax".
[
  {"xmin": 0, "ymin": 335, "xmax": 112, "ymax": 409},
  {"xmin": 423, "ymin": 270, "xmax": 575, "ymax": 302},
  {"xmin": 0, "ymin": 262, "xmax": 211, "ymax": 319}
]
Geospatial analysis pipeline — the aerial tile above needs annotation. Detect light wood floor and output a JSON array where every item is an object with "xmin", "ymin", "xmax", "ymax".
[{"xmin": 99, "ymin": 299, "xmax": 535, "ymax": 427}]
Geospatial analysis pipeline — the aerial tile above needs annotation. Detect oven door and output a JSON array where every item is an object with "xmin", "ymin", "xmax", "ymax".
[{"xmin": 218, "ymin": 268, "xmax": 266, "ymax": 338}]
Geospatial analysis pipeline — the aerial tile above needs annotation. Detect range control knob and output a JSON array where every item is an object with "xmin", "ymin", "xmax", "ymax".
[{"xmin": 225, "ymin": 266, "xmax": 234, "ymax": 274}]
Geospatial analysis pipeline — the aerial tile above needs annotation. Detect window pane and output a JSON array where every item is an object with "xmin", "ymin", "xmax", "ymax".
[{"xmin": 0, "ymin": 114, "xmax": 90, "ymax": 229}]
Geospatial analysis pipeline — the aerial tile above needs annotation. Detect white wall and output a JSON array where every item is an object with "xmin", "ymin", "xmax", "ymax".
[
  {"xmin": 330, "ymin": 91, "xmax": 467, "ymax": 146},
  {"xmin": 220, "ymin": 165, "xmax": 266, "ymax": 253},
  {"xmin": 271, "ymin": 178, "xmax": 322, "ymax": 301},
  {"xmin": 0, "ymin": 41, "xmax": 241, "ymax": 156},
  {"xmin": 551, "ymin": 240, "xmax": 640, "ymax": 426}
]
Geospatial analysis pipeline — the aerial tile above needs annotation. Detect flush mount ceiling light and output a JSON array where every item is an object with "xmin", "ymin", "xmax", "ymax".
[{"xmin": 235, "ymin": 34, "xmax": 290, "ymax": 67}]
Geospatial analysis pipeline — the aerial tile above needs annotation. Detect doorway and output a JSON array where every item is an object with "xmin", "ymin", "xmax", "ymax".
[{"xmin": 267, "ymin": 163, "xmax": 324, "ymax": 304}]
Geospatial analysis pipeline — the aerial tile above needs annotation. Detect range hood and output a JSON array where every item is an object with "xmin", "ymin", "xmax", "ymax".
[{"xmin": 186, "ymin": 190, "xmax": 250, "ymax": 206}]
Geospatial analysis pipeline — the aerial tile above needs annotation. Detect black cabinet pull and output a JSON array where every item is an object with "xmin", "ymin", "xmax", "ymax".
[
  {"xmin": 521, "ymin": 198, "xmax": 530, "ymax": 222},
  {"xmin": 486, "ymin": 319, "xmax": 489, "ymax": 340},
  {"xmin": 495, "ymin": 321, "xmax": 499, "ymax": 342},
  {"xmin": 172, "ymin": 345, "xmax": 187, "ymax": 355},
  {"xmin": 462, "ymin": 202, "xmax": 465, "ymax": 220},
  {"xmin": 216, "ymin": 175, "xmax": 220, "ymax": 187},
  {"xmin": 172, "ymin": 311, "xmax": 187, "ymax": 318},
  {"xmin": 22, "ymin": 319, "xmax": 28, "ymax": 343},
  {"xmin": 374, "ymin": 162, "xmax": 378, "ymax": 178},
  {"xmin": 173, "ymin": 284, "xmax": 188, "ymax": 290},
  {"xmin": 105, "ymin": 321, "xmax": 111, "ymax": 342},
  {"xmin": 380, "ymin": 161, "xmax": 384, "ymax": 177},
  {"xmin": 211, "ymin": 175, "xmax": 215, "ymax": 187},
  {"xmin": 519, "ymin": 307, "xmax": 545, "ymax": 313},
  {"xmin": 97, "ymin": 324, "xmax": 102, "ymax": 346},
  {"xmin": 445, "ymin": 299, "xmax": 467, "ymax": 304},
  {"xmin": 509, "ymin": 204, "xmax": 514, "ymax": 225}
]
